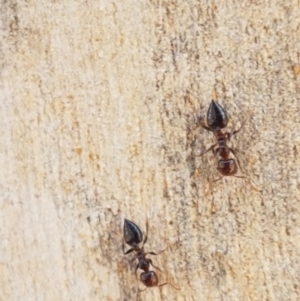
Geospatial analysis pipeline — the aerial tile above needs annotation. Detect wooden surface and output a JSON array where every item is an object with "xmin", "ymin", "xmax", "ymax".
[{"xmin": 1, "ymin": 1, "xmax": 300, "ymax": 301}]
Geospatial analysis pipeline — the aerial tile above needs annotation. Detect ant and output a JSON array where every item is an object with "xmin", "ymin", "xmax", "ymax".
[
  {"xmin": 187, "ymin": 94, "xmax": 246, "ymax": 181},
  {"xmin": 123, "ymin": 219, "xmax": 179, "ymax": 292}
]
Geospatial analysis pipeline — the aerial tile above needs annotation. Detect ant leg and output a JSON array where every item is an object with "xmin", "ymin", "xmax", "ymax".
[
  {"xmin": 228, "ymin": 148, "xmax": 244, "ymax": 173},
  {"xmin": 135, "ymin": 285, "xmax": 147, "ymax": 301},
  {"xmin": 147, "ymin": 247, "xmax": 167, "ymax": 256},
  {"xmin": 198, "ymin": 115, "xmax": 211, "ymax": 131},
  {"xmin": 234, "ymin": 175, "xmax": 262, "ymax": 192},
  {"xmin": 158, "ymin": 282, "xmax": 180, "ymax": 290},
  {"xmin": 185, "ymin": 93, "xmax": 200, "ymax": 134},
  {"xmin": 212, "ymin": 177, "xmax": 223, "ymax": 183},
  {"xmin": 185, "ymin": 92, "xmax": 198, "ymax": 114},
  {"xmin": 137, "ymin": 286, "xmax": 147, "ymax": 293},
  {"xmin": 196, "ymin": 144, "xmax": 217, "ymax": 157},
  {"xmin": 148, "ymin": 259, "xmax": 162, "ymax": 272},
  {"xmin": 228, "ymin": 149, "xmax": 261, "ymax": 191},
  {"xmin": 234, "ymin": 174, "xmax": 261, "ymax": 191},
  {"xmin": 185, "ymin": 93, "xmax": 211, "ymax": 131},
  {"xmin": 142, "ymin": 219, "xmax": 149, "ymax": 247},
  {"xmin": 122, "ymin": 240, "xmax": 125, "ymax": 254},
  {"xmin": 134, "ymin": 263, "xmax": 139, "ymax": 278},
  {"xmin": 234, "ymin": 175, "xmax": 248, "ymax": 179},
  {"xmin": 123, "ymin": 242, "xmax": 135, "ymax": 255},
  {"xmin": 130, "ymin": 255, "xmax": 137, "ymax": 263},
  {"xmin": 229, "ymin": 118, "xmax": 247, "ymax": 139},
  {"xmin": 208, "ymin": 146, "xmax": 223, "ymax": 182}
]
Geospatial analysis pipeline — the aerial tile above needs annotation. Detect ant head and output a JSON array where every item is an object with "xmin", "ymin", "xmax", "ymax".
[
  {"xmin": 123, "ymin": 219, "xmax": 143, "ymax": 247},
  {"xmin": 207, "ymin": 100, "xmax": 228, "ymax": 130}
]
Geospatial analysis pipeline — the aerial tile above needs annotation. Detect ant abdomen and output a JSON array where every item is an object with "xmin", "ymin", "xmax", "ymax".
[
  {"xmin": 140, "ymin": 271, "xmax": 159, "ymax": 287},
  {"xmin": 217, "ymin": 158, "xmax": 238, "ymax": 176}
]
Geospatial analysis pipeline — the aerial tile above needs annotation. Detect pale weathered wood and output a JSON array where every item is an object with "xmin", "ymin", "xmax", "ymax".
[{"xmin": 1, "ymin": 1, "xmax": 300, "ymax": 301}]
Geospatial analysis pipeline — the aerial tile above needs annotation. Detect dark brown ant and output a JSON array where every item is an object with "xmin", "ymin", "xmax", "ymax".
[
  {"xmin": 123, "ymin": 219, "xmax": 179, "ymax": 292},
  {"xmin": 187, "ymin": 94, "xmax": 246, "ymax": 181},
  {"xmin": 200, "ymin": 100, "xmax": 247, "ymax": 180}
]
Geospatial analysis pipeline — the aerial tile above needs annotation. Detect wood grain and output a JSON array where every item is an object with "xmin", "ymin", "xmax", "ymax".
[{"xmin": 1, "ymin": 1, "xmax": 300, "ymax": 300}]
